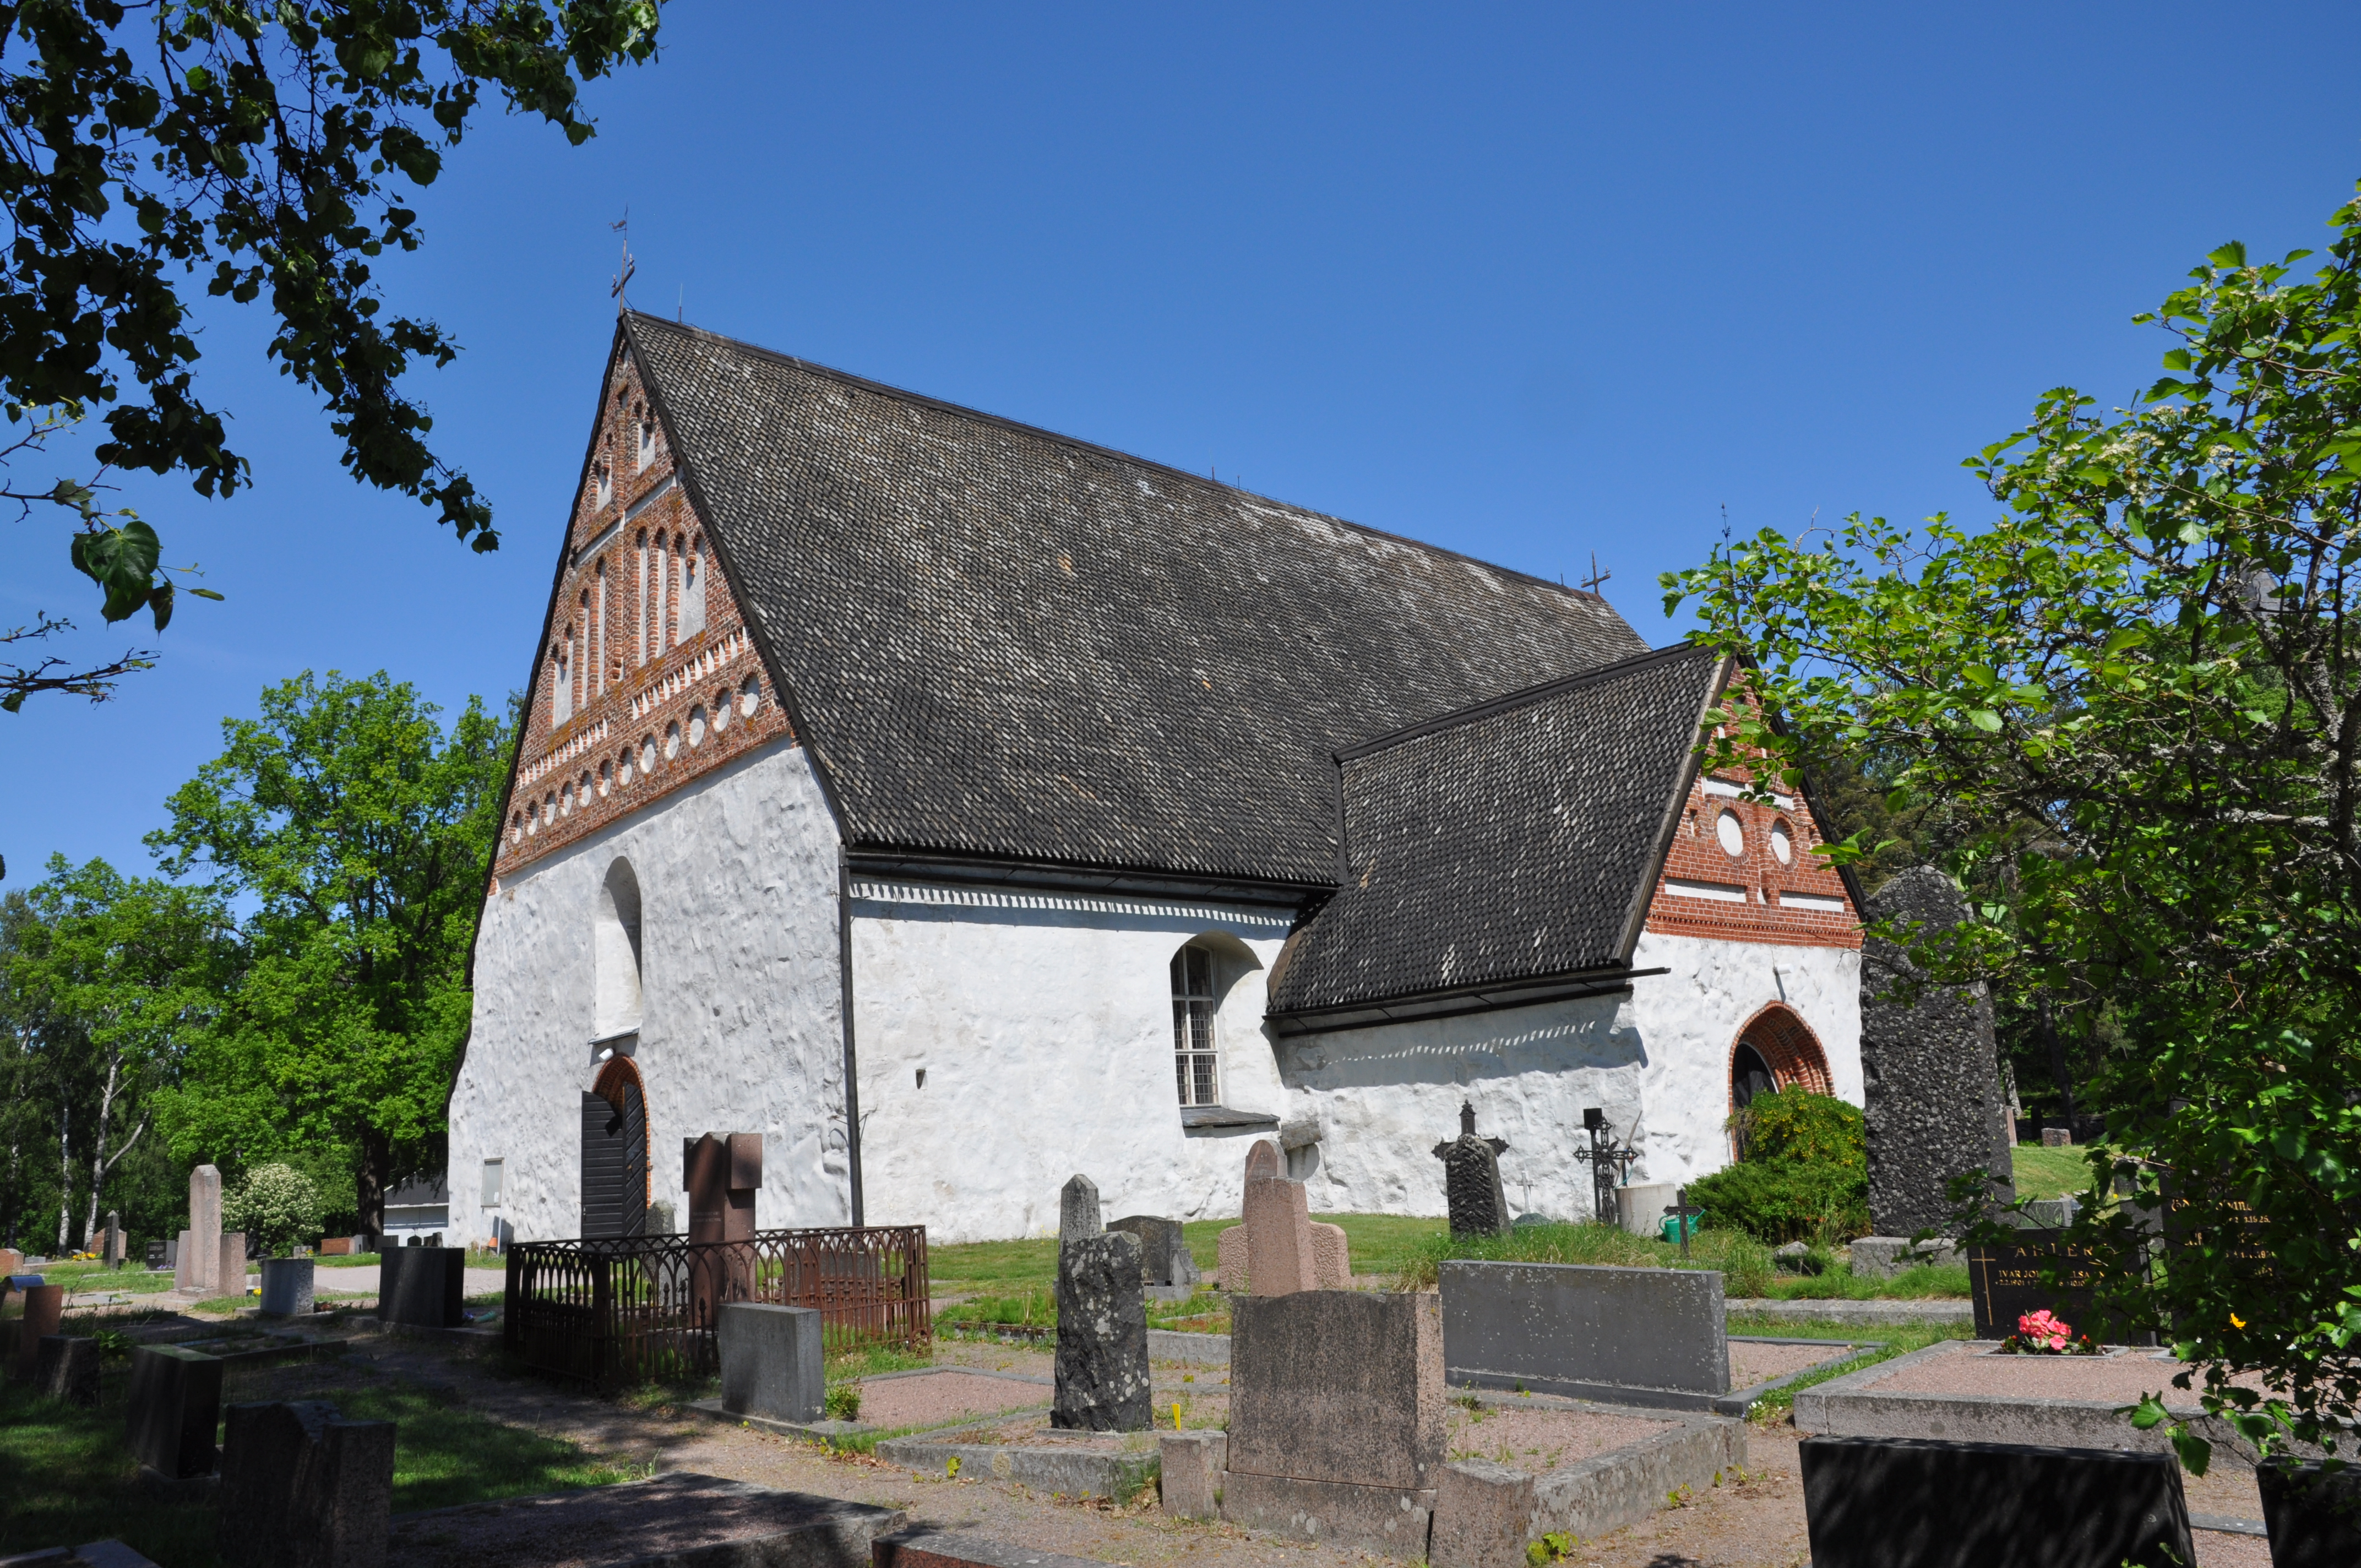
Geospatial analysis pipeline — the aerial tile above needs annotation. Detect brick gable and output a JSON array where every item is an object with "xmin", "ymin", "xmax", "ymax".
[{"xmin": 1644, "ymin": 717, "xmax": 1861, "ymax": 950}]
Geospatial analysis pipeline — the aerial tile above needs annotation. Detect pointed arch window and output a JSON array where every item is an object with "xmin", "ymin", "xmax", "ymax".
[{"xmin": 1172, "ymin": 944, "xmax": 1219, "ymax": 1106}]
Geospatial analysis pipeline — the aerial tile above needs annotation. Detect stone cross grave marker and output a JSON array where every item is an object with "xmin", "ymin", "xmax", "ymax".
[
  {"xmin": 1860, "ymin": 868, "xmax": 2015, "ymax": 1240},
  {"xmin": 1052, "ymin": 1173, "xmax": 1151, "ymax": 1431},
  {"xmin": 1665, "ymin": 1186, "xmax": 1704, "ymax": 1259},
  {"xmin": 1222, "ymin": 1288, "xmax": 1446, "ymax": 1555},
  {"xmin": 1241, "ymin": 1138, "xmax": 1317, "ymax": 1295},
  {"xmin": 1434, "ymin": 1101, "xmax": 1510, "ymax": 1237},
  {"xmin": 217, "ymin": 1400, "xmax": 396, "ymax": 1568},
  {"xmin": 179, "ymin": 1164, "xmax": 222, "ymax": 1293}
]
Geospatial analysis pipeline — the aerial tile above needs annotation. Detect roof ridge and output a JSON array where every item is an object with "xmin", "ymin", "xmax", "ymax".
[
  {"xmin": 621, "ymin": 309, "xmax": 1615, "ymax": 613},
  {"xmin": 1333, "ymin": 640, "xmax": 1723, "ymax": 763}
]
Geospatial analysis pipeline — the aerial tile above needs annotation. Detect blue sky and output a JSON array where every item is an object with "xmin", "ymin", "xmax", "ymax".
[{"xmin": 8, "ymin": 2, "xmax": 2361, "ymax": 883}]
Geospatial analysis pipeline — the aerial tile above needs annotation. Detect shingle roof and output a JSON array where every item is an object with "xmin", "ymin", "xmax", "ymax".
[
  {"xmin": 1266, "ymin": 644, "xmax": 1729, "ymax": 1021},
  {"xmin": 624, "ymin": 312, "xmax": 1649, "ymax": 887}
]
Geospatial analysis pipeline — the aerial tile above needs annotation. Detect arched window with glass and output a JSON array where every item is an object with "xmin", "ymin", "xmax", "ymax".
[{"xmin": 1172, "ymin": 944, "xmax": 1219, "ymax": 1106}]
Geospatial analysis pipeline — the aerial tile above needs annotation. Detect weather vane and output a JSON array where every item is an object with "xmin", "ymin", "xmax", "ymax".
[{"xmin": 610, "ymin": 211, "xmax": 636, "ymax": 314}]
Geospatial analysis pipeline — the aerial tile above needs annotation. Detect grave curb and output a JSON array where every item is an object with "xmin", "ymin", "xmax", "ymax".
[
  {"xmin": 684, "ymin": 1366, "xmax": 1054, "ymax": 1446},
  {"xmin": 1146, "ymin": 1328, "xmax": 1228, "ymax": 1364},
  {"xmin": 1711, "ymin": 1337, "xmax": 1878, "ymax": 1416},
  {"xmin": 381, "ymin": 1472, "xmax": 908, "ymax": 1566},
  {"xmin": 1724, "ymin": 1297, "xmax": 1973, "ymax": 1325},
  {"xmin": 874, "ymin": 1423, "xmax": 1161, "ymax": 1502}
]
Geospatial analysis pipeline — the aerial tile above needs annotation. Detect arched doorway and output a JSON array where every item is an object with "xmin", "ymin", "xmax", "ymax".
[
  {"xmin": 1728, "ymin": 1004, "xmax": 1834, "ymax": 1157},
  {"xmin": 581, "ymin": 1055, "xmax": 649, "ymax": 1239}
]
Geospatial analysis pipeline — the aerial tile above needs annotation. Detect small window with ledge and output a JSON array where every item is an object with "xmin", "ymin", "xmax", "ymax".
[{"xmin": 1172, "ymin": 945, "xmax": 1219, "ymax": 1106}]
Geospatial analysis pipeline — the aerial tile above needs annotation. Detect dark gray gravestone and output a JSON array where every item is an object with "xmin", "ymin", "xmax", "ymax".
[
  {"xmin": 260, "ymin": 1256, "xmax": 315, "ymax": 1317},
  {"xmin": 1052, "ymin": 1231, "xmax": 1150, "ymax": 1431},
  {"xmin": 1964, "ymin": 1230, "xmax": 2144, "ymax": 1343},
  {"xmin": 1058, "ymin": 1173, "xmax": 1102, "ymax": 1242},
  {"xmin": 1433, "ymin": 1101, "xmax": 1510, "ymax": 1238},
  {"xmin": 717, "ymin": 1302, "xmax": 824, "ymax": 1424},
  {"xmin": 1108, "ymin": 1215, "xmax": 1198, "ymax": 1288},
  {"xmin": 1800, "ymin": 1435, "xmax": 2194, "ymax": 1568},
  {"xmin": 378, "ymin": 1245, "xmax": 464, "ymax": 1328},
  {"xmin": 2257, "ymin": 1460, "xmax": 2361, "ymax": 1568},
  {"xmin": 127, "ymin": 1344, "xmax": 225, "ymax": 1479},
  {"xmin": 1860, "ymin": 868, "xmax": 2016, "ymax": 1236},
  {"xmin": 1438, "ymin": 1260, "xmax": 1728, "ymax": 1407},
  {"xmin": 35, "ymin": 1334, "xmax": 99, "ymax": 1405},
  {"xmin": 218, "ymin": 1401, "xmax": 396, "ymax": 1568}
]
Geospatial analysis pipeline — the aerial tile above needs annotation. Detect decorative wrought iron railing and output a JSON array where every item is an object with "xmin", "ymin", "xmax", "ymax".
[{"xmin": 503, "ymin": 1225, "xmax": 929, "ymax": 1386}]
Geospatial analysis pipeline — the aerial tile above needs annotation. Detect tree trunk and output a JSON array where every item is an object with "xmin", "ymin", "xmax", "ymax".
[
  {"xmin": 80, "ymin": 1050, "xmax": 121, "ymax": 1248},
  {"xmin": 55, "ymin": 1099, "xmax": 71, "ymax": 1254},
  {"xmin": 358, "ymin": 1127, "xmax": 389, "ymax": 1239},
  {"xmin": 2039, "ymin": 992, "xmax": 2078, "ymax": 1129}
]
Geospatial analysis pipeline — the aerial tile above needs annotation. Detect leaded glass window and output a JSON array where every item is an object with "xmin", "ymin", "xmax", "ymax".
[{"xmin": 1172, "ymin": 946, "xmax": 1218, "ymax": 1106}]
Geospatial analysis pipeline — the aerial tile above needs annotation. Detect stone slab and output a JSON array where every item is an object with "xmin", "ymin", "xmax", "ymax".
[
  {"xmin": 1241, "ymin": 1167, "xmax": 1316, "ymax": 1296},
  {"xmin": 1440, "ymin": 1260, "xmax": 1728, "ymax": 1406},
  {"xmin": 872, "ymin": 1530, "xmax": 1108, "ymax": 1568},
  {"xmin": 1614, "ymin": 1182, "xmax": 1678, "ymax": 1239},
  {"xmin": 1051, "ymin": 1231, "xmax": 1150, "ymax": 1432},
  {"xmin": 1218, "ymin": 1471, "xmax": 1435, "ymax": 1558},
  {"xmin": 217, "ymin": 1400, "xmax": 395, "ymax": 1568},
  {"xmin": 1157, "ymin": 1430, "xmax": 1226, "ymax": 1520},
  {"xmin": 873, "ymin": 1429, "xmax": 1159, "ymax": 1502},
  {"xmin": 1057, "ymin": 1174, "xmax": 1101, "ymax": 1241},
  {"xmin": 377, "ymin": 1246, "xmax": 464, "ymax": 1328},
  {"xmin": 718, "ymin": 1302, "xmax": 824, "ymax": 1425},
  {"xmin": 1849, "ymin": 1237, "xmax": 1962, "ymax": 1280},
  {"xmin": 2256, "ymin": 1460, "xmax": 2361, "ymax": 1568},
  {"xmin": 35, "ymin": 1336, "xmax": 99, "ymax": 1406},
  {"xmin": 259, "ymin": 1257, "xmax": 315, "ymax": 1317},
  {"xmin": 1799, "ymin": 1434, "xmax": 2195, "ymax": 1568},
  {"xmin": 126, "ymin": 1344, "xmax": 224, "ymax": 1479},
  {"xmin": 13, "ymin": 1284, "xmax": 62, "ymax": 1379},
  {"xmin": 1792, "ymin": 1343, "xmax": 2242, "ymax": 1457},
  {"xmin": 183, "ymin": 1167, "xmax": 221, "ymax": 1293},
  {"xmin": 1229, "ymin": 1289, "xmax": 1444, "ymax": 1491},
  {"xmin": 385, "ymin": 1472, "xmax": 907, "ymax": 1567},
  {"xmin": 1215, "ymin": 1223, "xmax": 1247, "ymax": 1291},
  {"xmin": 215, "ymin": 1233, "xmax": 247, "ymax": 1301},
  {"xmin": 1308, "ymin": 1221, "xmax": 1349, "ymax": 1289},
  {"xmin": 1145, "ymin": 1328, "xmax": 1228, "ymax": 1365},
  {"xmin": 1726, "ymin": 1297, "xmax": 1972, "ymax": 1325}
]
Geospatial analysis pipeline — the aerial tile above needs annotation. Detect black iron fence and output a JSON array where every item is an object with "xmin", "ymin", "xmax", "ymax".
[{"xmin": 503, "ymin": 1225, "xmax": 929, "ymax": 1386}]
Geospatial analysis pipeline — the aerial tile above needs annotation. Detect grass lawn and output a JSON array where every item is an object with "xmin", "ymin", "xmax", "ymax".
[
  {"xmin": 2012, "ymin": 1141, "xmax": 2107, "ymax": 1201},
  {"xmin": 19, "ymin": 1260, "xmax": 179, "ymax": 1295},
  {"xmin": 929, "ymin": 1212, "xmax": 1448, "ymax": 1303},
  {"xmin": 0, "ymin": 1360, "xmax": 624, "ymax": 1565}
]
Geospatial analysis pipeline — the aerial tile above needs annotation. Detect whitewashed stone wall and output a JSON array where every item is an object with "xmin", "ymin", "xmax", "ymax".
[{"xmin": 448, "ymin": 741, "xmax": 847, "ymax": 1245}]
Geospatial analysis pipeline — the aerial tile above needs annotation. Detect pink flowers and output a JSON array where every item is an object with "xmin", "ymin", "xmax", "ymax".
[{"xmin": 2017, "ymin": 1309, "xmax": 2074, "ymax": 1351}]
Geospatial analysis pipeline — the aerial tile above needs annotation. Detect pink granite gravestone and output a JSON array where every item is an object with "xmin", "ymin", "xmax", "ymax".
[
  {"xmin": 179, "ymin": 1166, "xmax": 221, "ymax": 1293},
  {"xmin": 216, "ymin": 1233, "xmax": 247, "ymax": 1300},
  {"xmin": 1241, "ymin": 1139, "xmax": 1316, "ymax": 1297}
]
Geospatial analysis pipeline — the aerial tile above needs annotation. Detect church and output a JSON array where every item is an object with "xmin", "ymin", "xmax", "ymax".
[{"xmin": 445, "ymin": 312, "xmax": 1865, "ymax": 1247}]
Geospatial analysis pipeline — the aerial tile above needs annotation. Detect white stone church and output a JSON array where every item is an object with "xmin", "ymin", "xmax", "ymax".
[{"xmin": 445, "ymin": 313, "xmax": 1866, "ymax": 1247}]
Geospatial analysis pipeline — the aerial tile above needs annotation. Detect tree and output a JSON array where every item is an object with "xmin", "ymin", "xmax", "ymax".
[
  {"xmin": 0, "ymin": 1, "xmax": 662, "ymax": 709},
  {"xmin": 224, "ymin": 1160, "xmax": 321, "ymax": 1256},
  {"xmin": 0, "ymin": 854, "xmax": 227, "ymax": 1248},
  {"xmin": 1664, "ymin": 183, "xmax": 2361, "ymax": 1462},
  {"xmin": 150, "ymin": 669, "xmax": 508, "ymax": 1233}
]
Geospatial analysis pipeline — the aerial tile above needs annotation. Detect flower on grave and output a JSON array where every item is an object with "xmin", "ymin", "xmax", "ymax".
[{"xmin": 2017, "ymin": 1309, "xmax": 2074, "ymax": 1351}]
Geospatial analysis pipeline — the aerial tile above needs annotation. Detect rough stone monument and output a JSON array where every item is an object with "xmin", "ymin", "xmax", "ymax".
[
  {"xmin": 1058, "ymin": 1172, "xmax": 1102, "ymax": 1241},
  {"xmin": 1051, "ymin": 1174, "xmax": 1151, "ymax": 1431},
  {"xmin": 1434, "ymin": 1102, "xmax": 1511, "ymax": 1237},
  {"xmin": 128, "ymin": 1344, "xmax": 225, "ymax": 1481},
  {"xmin": 685, "ymin": 1132, "xmax": 761, "ymax": 1323},
  {"xmin": 178, "ymin": 1165, "xmax": 222, "ymax": 1293},
  {"xmin": 1859, "ymin": 869, "xmax": 2016, "ymax": 1241},
  {"xmin": 217, "ymin": 1400, "xmax": 396, "ymax": 1568}
]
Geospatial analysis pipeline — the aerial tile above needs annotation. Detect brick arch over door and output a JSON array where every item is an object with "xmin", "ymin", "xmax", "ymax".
[
  {"xmin": 583, "ymin": 1055, "xmax": 650, "ymax": 1239},
  {"xmin": 1729, "ymin": 1002, "xmax": 1834, "ymax": 1113}
]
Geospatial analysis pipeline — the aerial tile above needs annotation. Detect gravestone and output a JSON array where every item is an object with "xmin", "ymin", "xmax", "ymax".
[
  {"xmin": 717, "ymin": 1302, "xmax": 824, "ymax": 1424},
  {"xmin": 1799, "ymin": 1435, "xmax": 2194, "ymax": 1568},
  {"xmin": 1306, "ymin": 1221, "xmax": 1350, "ymax": 1288},
  {"xmin": 2041, "ymin": 1126, "xmax": 2073, "ymax": 1148},
  {"xmin": 104, "ymin": 1211, "xmax": 124, "ymax": 1267},
  {"xmin": 1238, "ymin": 1138, "xmax": 1318, "ymax": 1296},
  {"xmin": 144, "ymin": 1238, "xmax": 168, "ymax": 1271},
  {"xmin": 1158, "ymin": 1430, "xmax": 1227, "ymax": 1521},
  {"xmin": 217, "ymin": 1400, "xmax": 396, "ymax": 1568},
  {"xmin": 0, "ymin": 1246, "xmax": 19, "ymax": 1276},
  {"xmin": 1052, "ymin": 1204, "xmax": 1151, "ymax": 1431},
  {"xmin": 260, "ymin": 1256, "xmax": 315, "ymax": 1317},
  {"xmin": 36, "ymin": 1333, "xmax": 100, "ymax": 1405},
  {"xmin": 377, "ymin": 1246, "xmax": 464, "ymax": 1329},
  {"xmin": 173, "ymin": 1229, "xmax": 194, "ymax": 1289},
  {"xmin": 14, "ymin": 1282, "xmax": 62, "ymax": 1379},
  {"xmin": 1859, "ymin": 869, "xmax": 2015, "ymax": 1239},
  {"xmin": 685, "ymin": 1133, "xmax": 760, "ymax": 1325},
  {"xmin": 1058, "ymin": 1173, "xmax": 1102, "ymax": 1240},
  {"xmin": 1108, "ymin": 1215, "xmax": 1198, "ymax": 1293},
  {"xmin": 179, "ymin": 1164, "xmax": 222, "ymax": 1292},
  {"xmin": 1963, "ymin": 1229, "xmax": 2145, "ymax": 1343},
  {"xmin": 1434, "ymin": 1102, "xmax": 1510, "ymax": 1237},
  {"xmin": 127, "ymin": 1344, "xmax": 225, "ymax": 1480},
  {"xmin": 1439, "ymin": 1260, "xmax": 1729, "ymax": 1407},
  {"xmin": 216, "ymin": 1231, "xmax": 247, "ymax": 1300},
  {"xmin": 2256, "ymin": 1459, "xmax": 2361, "ymax": 1568},
  {"xmin": 1222, "ymin": 1288, "xmax": 1445, "ymax": 1555}
]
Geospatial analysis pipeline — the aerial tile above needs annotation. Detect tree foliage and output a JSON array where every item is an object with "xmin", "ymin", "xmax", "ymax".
[
  {"xmin": 0, "ymin": 0, "xmax": 662, "ymax": 707},
  {"xmin": 148, "ymin": 669, "xmax": 508, "ymax": 1232},
  {"xmin": 1665, "ymin": 184, "xmax": 2361, "ymax": 1459}
]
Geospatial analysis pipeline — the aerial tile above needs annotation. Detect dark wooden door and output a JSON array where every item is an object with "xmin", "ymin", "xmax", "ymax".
[{"xmin": 580, "ymin": 1080, "xmax": 648, "ymax": 1239}]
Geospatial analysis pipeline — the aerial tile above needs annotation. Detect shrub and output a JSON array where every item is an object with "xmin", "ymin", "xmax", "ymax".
[
  {"xmin": 224, "ymin": 1162, "xmax": 324, "ymax": 1257},
  {"xmin": 1688, "ymin": 1087, "xmax": 1870, "ymax": 1245}
]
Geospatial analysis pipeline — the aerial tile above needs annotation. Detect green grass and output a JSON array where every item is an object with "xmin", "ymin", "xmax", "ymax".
[
  {"xmin": 2012, "ymin": 1141, "xmax": 2108, "ymax": 1201},
  {"xmin": 18, "ymin": 1260, "xmax": 179, "ymax": 1295},
  {"xmin": 0, "ymin": 1365, "xmax": 624, "ymax": 1564},
  {"xmin": 1724, "ymin": 1315, "xmax": 1975, "ymax": 1419},
  {"xmin": 1756, "ymin": 1263, "xmax": 1973, "ymax": 1300},
  {"xmin": 931, "ymin": 1212, "xmax": 1452, "ymax": 1301}
]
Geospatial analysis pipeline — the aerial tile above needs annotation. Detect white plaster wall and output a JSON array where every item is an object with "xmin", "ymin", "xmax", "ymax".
[
  {"xmin": 849, "ymin": 885, "xmax": 1294, "ymax": 1244},
  {"xmin": 1625, "ymin": 930, "xmax": 1865, "ymax": 1187},
  {"xmin": 448, "ymin": 740, "xmax": 847, "ymax": 1245}
]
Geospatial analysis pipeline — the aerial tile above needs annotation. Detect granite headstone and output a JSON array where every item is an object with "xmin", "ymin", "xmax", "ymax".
[
  {"xmin": 217, "ymin": 1400, "xmax": 396, "ymax": 1568},
  {"xmin": 1052, "ymin": 1218, "xmax": 1151, "ymax": 1432},
  {"xmin": 1439, "ymin": 1259, "xmax": 1729, "ymax": 1407},
  {"xmin": 180, "ymin": 1164, "xmax": 222, "ymax": 1292},
  {"xmin": 260, "ymin": 1256, "xmax": 315, "ymax": 1317},
  {"xmin": 1058, "ymin": 1173, "xmax": 1102, "ymax": 1241},
  {"xmin": 377, "ymin": 1246, "xmax": 464, "ymax": 1328},
  {"xmin": 1239, "ymin": 1139, "xmax": 1316, "ymax": 1295},
  {"xmin": 2256, "ymin": 1459, "xmax": 2361, "ymax": 1568},
  {"xmin": 1108, "ymin": 1215, "xmax": 1198, "ymax": 1289},
  {"xmin": 127, "ymin": 1344, "xmax": 225, "ymax": 1479},
  {"xmin": 14, "ymin": 1282, "xmax": 62, "ymax": 1379},
  {"xmin": 1434, "ymin": 1102, "xmax": 1510, "ymax": 1237},
  {"xmin": 717, "ymin": 1302, "xmax": 825, "ymax": 1424},
  {"xmin": 36, "ymin": 1333, "xmax": 100, "ymax": 1405}
]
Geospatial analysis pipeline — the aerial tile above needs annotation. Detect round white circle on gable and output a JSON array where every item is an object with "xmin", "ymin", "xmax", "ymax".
[
  {"xmin": 665, "ymin": 721, "xmax": 682, "ymax": 759},
  {"xmin": 740, "ymin": 676, "xmax": 761, "ymax": 717},
  {"xmin": 1771, "ymin": 821, "xmax": 1794, "ymax": 865},
  {"xmin": 1716, "ymin": 809, "xmax": 1745, "ymax": 857},
  {"xmin": 688, "ymin": 705, "xmax": 708, "ymax": 748}
]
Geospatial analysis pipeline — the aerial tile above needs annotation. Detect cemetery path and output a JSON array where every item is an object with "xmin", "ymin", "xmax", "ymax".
[{"xmin": 309, "ymin": 1336, "xmax": 2265, "ymax": 1568}]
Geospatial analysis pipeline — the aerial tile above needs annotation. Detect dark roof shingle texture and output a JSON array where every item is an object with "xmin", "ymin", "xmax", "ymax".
[
  {"xmin": 625, "ymin": 313, "xmax": 1649, "ymax": 885},
  {"xmin": 1268, "ymin": 645, "xmax": 1728, "ymax": 1015}
]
